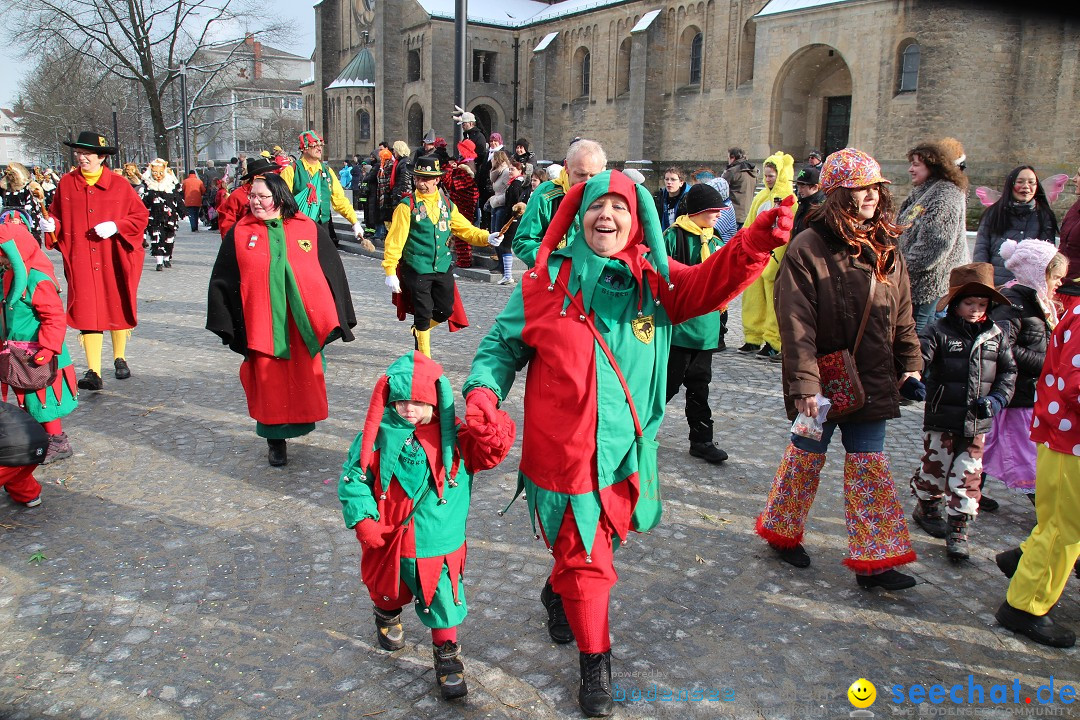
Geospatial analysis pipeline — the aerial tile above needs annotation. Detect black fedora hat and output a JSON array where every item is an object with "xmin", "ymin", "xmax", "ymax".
[
  {"xmin": 413, "ymin": 155, "xmax": 443, "ymax": 177},
  {"xmin": 240, "ymin": 156, "xmax": 280, "ymax": 182},
  {"xmin": 63, "ymin": 130, "xmax": 117, "ymax": 155}
]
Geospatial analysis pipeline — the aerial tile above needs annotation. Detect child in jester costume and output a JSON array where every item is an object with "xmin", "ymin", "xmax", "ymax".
[
  {"xmin": 0, "ymin": 213, "xmax": 78, "ymax": 465},
  {"xmin": 382, "ymin": 155, "xmax": 502, "ymax": 357},
  {"xmin": 338, "ymin": 352, "xmax": 514, "ymax": 700},
  {"xmin": 462, "ymin": 170, "xmax": 794, "ymax": 717}
]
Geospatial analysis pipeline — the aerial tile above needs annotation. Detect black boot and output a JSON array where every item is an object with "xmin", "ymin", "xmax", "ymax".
[
  {"xmin": 689, "ymin": 441, "xmax": 728, "ymax": 464},
  {"xmin": 578, "ymin": 651, "xmax": 613, "ymax": 717},
  {"xmin": 373, "ymin": 606, "xmax": 405, "ymax": 651},
  {"xmin": 946, "ymin": 515, "xmax": 970, "ymax": 561},
  {"xmin": 540, "ymin": 581, "xmax": 574, "ymax": 644},
  {"xmin": 995, "ymin": 601, "xmax": 1076, "ymax": 648},
  {"xmin": 995, "ymin": 547, "xmax": 1022, "ymax": 578},
  {"xmin": 856, "ymin": 569, "xmax": 917, "ymax": 591},
  {"xmin": 912, "ymin": 497, "xmax": 948, "ymax": 538},
  {"xmin": 267, "ymin": 439, "xmax": 287, "ymax": 467},
  {"xmin": 433, "ymin": 640, "xmax": 468, "ymax": 700}
]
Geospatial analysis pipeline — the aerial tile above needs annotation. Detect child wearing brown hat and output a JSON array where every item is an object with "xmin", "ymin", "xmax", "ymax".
[{"xmin": 909, "ymin": 262, "xmax": 1017, "ymax": 560}]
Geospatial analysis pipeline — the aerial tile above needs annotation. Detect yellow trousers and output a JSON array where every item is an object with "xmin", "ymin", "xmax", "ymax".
[
  {"xmin": 740, "ymin": 245, "xmax": 785, "ymax": 349},
  {"xmin": 1006, "ymin": 445, "xmax": 1080, "ymax": 616}
]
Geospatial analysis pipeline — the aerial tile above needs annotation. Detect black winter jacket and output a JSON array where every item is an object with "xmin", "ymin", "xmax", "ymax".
[
  {"xmin": 990, "ymin": 284, "xmax": 1050, "ymax": 407},
  {"xmin": 389, "ymin": 158, "xmax": 414, "ymax": 208},
  {"xmin": 920, "ymin": 312, "xmax": 1017, "ymax": 436}
]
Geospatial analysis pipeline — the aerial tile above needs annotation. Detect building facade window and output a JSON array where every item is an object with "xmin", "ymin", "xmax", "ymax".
[
  {"xmin": 472, "ymin": 50, "xmax": 495, "ymax": 83},
  {"xmin": 616, "ymin": 37, "xmax": 631, "ymax": 96},
  {"xmin": 689, "ymin": 32, "xmax": 703, "ymax": 85},
  {"xmin": 357, "ymin": 109, "xmax": 370, "ymax": 141},
  {"xmin": 574, "ymin": 47, "xmax": 591, "ymax": 98},
  {"xmin": 898, "ymin": 41, "xmax": 920, "ymax": 92},
  {"xmin": 408, "ymin": 50, "xmax": 422, "ymax": 82}
]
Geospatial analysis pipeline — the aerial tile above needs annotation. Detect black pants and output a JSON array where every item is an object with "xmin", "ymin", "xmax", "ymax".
[
  {"xmin": 666, "ymin": 346, "xmax": 714, "ymax": 443},
  {"xmin": 320, "ymin": 220, "xmax": 339, "ymax": 247},
  {"xmin": 400, "ymin": 266, "xmax": 455, "ymax": 331}
]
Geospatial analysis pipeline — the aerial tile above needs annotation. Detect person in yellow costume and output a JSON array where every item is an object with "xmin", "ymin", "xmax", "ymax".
[
  {"xmin": 278, "ymin": 130, "xmax": 374, "ymax": 251},
  {"xmin": 738, "ymin": 151, "xmax": 797, "ymax": 361}
]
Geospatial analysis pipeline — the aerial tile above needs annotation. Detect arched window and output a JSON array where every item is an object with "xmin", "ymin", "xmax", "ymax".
[
  {"xmin": 678, "ymin": 26, "xmax": 703, "ymax": 87},
  {"xmin": 357, "ymin": 109, "xmax": 370, "ymax": 141},
  {"xmin": 897, "ymin": 41, "xmax": 920, "ymax": 93},
  {"xmin": 616, "ymin": 37, "xmax": 632, "ymax": 96},
  {"xmin": 738, "ymin": 20, "xmax": 755, "ymax": 85},
  {"xmin": 574, "ymin": 47, "xmax": 591, "ymax": 98},
  {"xmin": 689, "ymin": 32, "xmax": 703, "ymax": 85}
]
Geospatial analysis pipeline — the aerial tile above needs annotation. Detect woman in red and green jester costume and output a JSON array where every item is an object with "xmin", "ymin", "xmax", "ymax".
[
  {"xmin": 0, "ymin": 213, "xmax": 78, "ymax": 465},
  {"xmin": 339, "ymin": 351, "xmax": 514, "ymax": 700},
  {"xmin": 462, "ymin": 170, "xmax": 794, "ymax": 717},
  {"xmin": 207, "ymin": 173, "xmax": 355, "ymax": 468}
]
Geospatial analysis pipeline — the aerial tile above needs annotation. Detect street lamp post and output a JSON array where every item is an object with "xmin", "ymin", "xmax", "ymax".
[
  {"xmin": 111, "ymin": 103, "xmax": 121, "ymax": 166},
  {"xmin": 179, "ymin": 62, "xmax": 191, "ymax": 172}
]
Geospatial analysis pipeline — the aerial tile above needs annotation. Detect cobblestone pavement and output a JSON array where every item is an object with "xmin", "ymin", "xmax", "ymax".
[{"xmin": 1, "ymin": 227, "xmax": 1075, "ymax": 720}]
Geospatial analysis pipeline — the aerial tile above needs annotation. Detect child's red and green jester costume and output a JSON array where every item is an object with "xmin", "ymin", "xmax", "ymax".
[{"xmin": 462, "ymin": 170, "xmax": 794, "ymax": 716}]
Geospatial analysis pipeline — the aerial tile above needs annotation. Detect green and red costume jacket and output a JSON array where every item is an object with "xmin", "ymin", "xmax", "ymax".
[
  {"xmin": 339, "ymin": 352, "xmax": 510, "ymax": 604},
  {"xmin": 206, "ymin": 213, "xmax": 355, "ymax": 357},
  {"xmin": 464, "ymin": 172, "xmax": 786, "ymax": 557},
  {"xmin": 511, "ymin": 171, "xmax": 570, "ymax": 267},
  {"xmin": 0, "ymin": 221, "xmax": 78, "ymax": 422},
  {"xmin": 48, "ymin": 167, "xmax": 149, "ymax": 331}
]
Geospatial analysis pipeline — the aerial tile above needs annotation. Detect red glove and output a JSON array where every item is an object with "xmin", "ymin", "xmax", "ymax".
[
  {"xmin": 461, "ymin": 388, "xmax": 516, "ymax": 472},
  {"xmin": 33, "ymin": 348, "xmax": 55, "ymax": 365},
  {"xmin": 354, "ymin": 518, "xmax": 386, "ymax": 549},
  {"xmin": 751, "ymin": 194, "xmax": 796, "ymax": 244}
]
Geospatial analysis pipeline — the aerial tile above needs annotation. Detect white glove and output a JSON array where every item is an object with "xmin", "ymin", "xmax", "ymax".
[
  {"xmin": 93, "ymin": 221, "xmax": 118, "ymax": 238},
  {"xmin": 385, "ymin": 274, "xmax": 401, "ymax": 294},
  {"xmin": 38, "ymin": 217, "xmax": 55, "ymax": 233},
  {"xmin": 487, "ymin": 232, "xmax": 503, "ymax": 247},
  {"xmin": 352, "ymin": 221, "xmax": 365, "ymax": 237}
]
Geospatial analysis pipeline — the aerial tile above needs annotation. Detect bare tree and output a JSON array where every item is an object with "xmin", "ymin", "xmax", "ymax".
[{"xmin": 3, "ymin": 0, "xmax": 285, "ymax": 158}]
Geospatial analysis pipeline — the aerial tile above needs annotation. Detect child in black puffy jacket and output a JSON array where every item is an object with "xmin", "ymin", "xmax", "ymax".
[{"xmin": 909, "ymin": 263, "xmax": 1016, "ymax": 561}]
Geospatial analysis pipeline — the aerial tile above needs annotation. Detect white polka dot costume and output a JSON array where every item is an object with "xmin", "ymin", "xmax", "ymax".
[{"xmin": 1030, "ymin": 305, "xmax": 1080, "ymax": 452}]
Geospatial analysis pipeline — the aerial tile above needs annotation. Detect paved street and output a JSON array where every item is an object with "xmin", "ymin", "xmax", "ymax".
[{"xmin": 0, "ymin": 226, "xmax": 1075, "ymax": 720}]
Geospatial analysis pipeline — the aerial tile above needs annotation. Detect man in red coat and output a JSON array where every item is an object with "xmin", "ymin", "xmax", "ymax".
[{"xmin": 42, "ymin": 130, "xmax": 149, "ymax": 391}]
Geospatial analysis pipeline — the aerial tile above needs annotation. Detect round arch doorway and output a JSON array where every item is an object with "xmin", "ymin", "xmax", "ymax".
[{"xmin": 770, "ymin": 44, "xmax": 852, "ymax": 159}]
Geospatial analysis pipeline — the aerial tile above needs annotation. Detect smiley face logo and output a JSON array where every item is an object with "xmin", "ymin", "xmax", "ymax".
[{"xmin": 848, "ymin": 678, "xmax": 876, "ymax": 709}]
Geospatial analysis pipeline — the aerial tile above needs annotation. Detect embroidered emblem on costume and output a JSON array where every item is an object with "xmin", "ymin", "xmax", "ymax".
[
  {"xmin": 98, "ymin": 136, "xmax": 107, "ymax": 147},
  {"xmin": 298, "ymin": 238, "xmax": 313, "ymax": 252},
  {"xmin": 632, "ymin": 315, "xmax": 655, "ymax": 344},
  {"xmin": 438, "ymin": 220, "xmax": 448, "ymax": 232},
  {"xmin": 247, "ymin": 234, "xmax": 258, "ymax": 249},
  {"xmin": 946, "ymin": 339, "xmax": 965, "ymax": 352}
]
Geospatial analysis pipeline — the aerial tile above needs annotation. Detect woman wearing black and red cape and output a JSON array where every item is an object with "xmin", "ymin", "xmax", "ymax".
[{"xmin": 207, "ymin": 173, "xmax": 355, "ymax": 467}]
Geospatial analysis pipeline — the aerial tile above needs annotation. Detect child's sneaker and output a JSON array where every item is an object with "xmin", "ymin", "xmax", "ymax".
[
  {"xmin": 373, "ymin": 606, "xmax": 405, "ymax": 651},
  {"xmin": 498, "ymin": 277, "xmax": 515, "ymax": 285},
  {"xmin": 24, "ymin": 496, "xmax": 42, "ymax": 508},
  {"xmin": 43, "ymin": 432, "xmax": 73, "ymax": 465}
]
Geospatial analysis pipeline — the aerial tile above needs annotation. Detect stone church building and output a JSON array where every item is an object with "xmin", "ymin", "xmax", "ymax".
[{"xmin": 303, "ymin": 0, "xmax": 1079, "ymax": 184}]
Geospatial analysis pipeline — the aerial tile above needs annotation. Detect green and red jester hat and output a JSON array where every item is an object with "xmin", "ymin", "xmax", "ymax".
[{"xmin": 359, "ymin": 351, "xmax": 460, "ymax": 496}]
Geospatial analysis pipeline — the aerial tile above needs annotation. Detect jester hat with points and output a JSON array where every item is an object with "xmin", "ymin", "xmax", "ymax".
[
  {"xmin": 358, "ymin": 352, "xmax": 459, "ymax": 501},
  {"xmin": 534, "ymin": 169, "xmax": 672, "ymax": 312}
]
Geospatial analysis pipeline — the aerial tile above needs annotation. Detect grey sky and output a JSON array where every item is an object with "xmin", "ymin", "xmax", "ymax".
[{"xmin": 0, "ymin": 0, "xmax": 316, "ymax": 111}]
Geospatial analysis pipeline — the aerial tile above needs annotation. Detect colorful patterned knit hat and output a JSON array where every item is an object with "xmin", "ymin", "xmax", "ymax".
[
  {"xmin": 819, "ymin": 148, "xmax": 890, "ymax": 193},
  {"xmin": 298, "ymin": 130, "xmax": 323, "ymax": 149}
]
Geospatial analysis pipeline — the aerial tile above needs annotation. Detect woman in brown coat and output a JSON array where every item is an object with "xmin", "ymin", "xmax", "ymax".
[{"xmin": 755, "ymin": 148, "xmax": 923, "ymax": 591}]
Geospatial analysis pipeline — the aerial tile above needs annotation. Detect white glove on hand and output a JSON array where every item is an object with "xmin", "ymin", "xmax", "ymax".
[
  {"xmin": 93, "ymin": 221, "xmax": 118, "ymax": 238},
  {"xmin": 352, "ymin": 221, "xmax": 365, "ymax": 237},
  {"xmin": 487, "ymin": 232, "xmax": 503, "ymax": 247},
  {"xmin": 38, "ymin": 217, "xmax": 55, "ymax": 233},
  {"xmin": 385, "ymin": 274, "xmax": 401, "ymax": 294}
]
